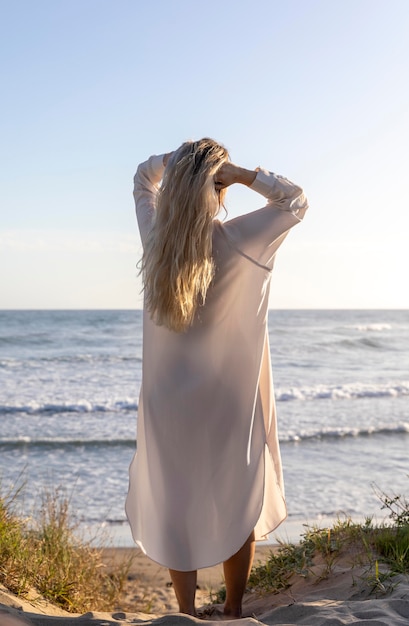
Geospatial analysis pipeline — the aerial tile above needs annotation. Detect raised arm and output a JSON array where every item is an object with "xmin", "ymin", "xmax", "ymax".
[
  {"xmin": 222, "ymin": 167, "xmax": 308, "ymax": 269},
  {"xmin": 214, "ymin": 162, "xmax": 257, "ymax": 190},
  {"xmin": 133, "ymin": 154, "xmax": 166, "ymax": 244}
]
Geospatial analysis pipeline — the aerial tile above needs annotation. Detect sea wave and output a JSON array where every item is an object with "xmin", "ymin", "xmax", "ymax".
[
  {"xmin": 0, "ymin": 354, "xmax": 141, "ymax": 367},
  {"xmin": 1, "ymin": 381, "xmax": 408, "ymax": 416},
  {"xmin": 0, "ymin": 437, "xmax": 135, "ymax": 449},
  {"xmin": 1, "ymin": 423, "xmax": 408, "ymax": 449},
  {"xmin": 311, "ymin": 336, "xmax": 390, "ymax": 352},
  {"xmin": 0, "ymin": 333, "xmax": 54, "ymax": 346},
  {"xmin": 0, "ymin": 399, "xmax": 138, "ymax": 415},
  {"xmin": 339, "ymin": 337, "xmax": 387, "ymax": 350},
  {"xmin": 281, "ymin": 422, "xmax": 409, "ymax": 443},
  {"xmin": 275, "ymin": 381, "xmax": 409, "ymax": 401},
  {"xmin": 344, "ymin": 323, "xmax": 392, "ymax": 332}
]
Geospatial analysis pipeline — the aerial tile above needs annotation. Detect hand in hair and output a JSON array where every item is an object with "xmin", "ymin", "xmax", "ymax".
[
  {"xmin": 163, "ymin": 152, "xmax": 173, "ymax": 167},
  {"xmin": 214, "ymin": 162, "xmax": 257, "ymax": 191}
]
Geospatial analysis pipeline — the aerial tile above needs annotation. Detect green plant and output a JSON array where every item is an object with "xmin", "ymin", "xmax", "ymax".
[
  {"xmin": 248, "ymin": 539, "xmax": 315, "ymax": 593},
  {"xmin": 0, "ymin": 484, "xmax": 131, "ymax": 613},
  {"xmin": 373, "ymin": 481, "xmax": 409, "ymax": 527},
  {"xmin": 242, "ymin": 507, "xmax": 409, "ymax": 600},
  {"xmin": 209, "ymin": 584, "xmax": 226, "ymax": 605},
  {"xmin": 372, "ymin": 525, "xmax": 409, "ymax": 574}
]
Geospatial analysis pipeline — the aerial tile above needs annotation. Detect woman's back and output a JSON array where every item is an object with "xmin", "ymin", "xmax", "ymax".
[{"xmin": 126, "ymin": 143, "xmax": 308, "ymax": 571}]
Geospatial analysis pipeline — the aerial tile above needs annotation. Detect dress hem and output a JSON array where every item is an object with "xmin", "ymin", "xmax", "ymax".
[{"xmin": 126, "ymin": 444, "xmax": 288, "ymax": 571}]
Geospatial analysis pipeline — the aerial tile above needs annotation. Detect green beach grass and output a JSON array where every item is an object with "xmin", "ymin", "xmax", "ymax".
[
  {"xmin": 213, "ymin": 483, "xmax": 409, "ymax": 605},
  {"xmin": 0, "ymin": 481, "xmax": 408, "ymax": 614},
  {"xmin": 0, "ymin": 483, "xmax": 131, "ymax": 613},
  {"xmin": 246, "ymin": 518, "xmax": 409, "ymax": 596}
]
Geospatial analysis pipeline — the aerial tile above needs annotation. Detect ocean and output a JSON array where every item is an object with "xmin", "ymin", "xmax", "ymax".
[{"xmin": 0, "ymin": 309, "xmax": 408, "ymax": 546}]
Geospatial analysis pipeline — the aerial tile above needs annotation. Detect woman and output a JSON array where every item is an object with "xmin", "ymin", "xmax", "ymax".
[{"xmin": 126, "ymin": 138, "xmax": 308, "ymax": 618}]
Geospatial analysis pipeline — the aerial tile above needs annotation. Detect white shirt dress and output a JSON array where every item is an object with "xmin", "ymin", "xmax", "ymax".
[{"xmin": 125, "ymin": 154, "xmax": 308, "ymax": 571}]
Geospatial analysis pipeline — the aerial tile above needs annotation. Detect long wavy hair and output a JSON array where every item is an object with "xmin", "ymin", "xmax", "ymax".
[{"xmin": 141, "ymin": 138, "xmax": 229, "ymax": 332}]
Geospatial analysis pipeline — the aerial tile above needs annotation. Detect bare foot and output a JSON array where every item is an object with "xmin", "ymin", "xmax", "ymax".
[{"xmin": 199, "ymin": 604, "xmax": 241, "ymax": 621}]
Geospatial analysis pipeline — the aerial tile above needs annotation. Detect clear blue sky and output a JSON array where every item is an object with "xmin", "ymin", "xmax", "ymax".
[{"xmin": 1, "ymin": 0, "xmax": 408, "ymax": 309}]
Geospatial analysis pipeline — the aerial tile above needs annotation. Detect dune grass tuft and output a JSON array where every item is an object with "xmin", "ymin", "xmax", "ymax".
[
  {"xmin": 249, "ymin": 537, "xmax": 316, "ymax": 593},
  {"xmin": 247, "ymin": 486, "xmax": 409, "ymax": 597},
  {"xmin": 0, "ymin": 484, "xmax": 131, "ymax": 613}
]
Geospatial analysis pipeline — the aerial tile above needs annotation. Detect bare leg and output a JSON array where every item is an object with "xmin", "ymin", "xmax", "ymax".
[
  {"xmin": 223, "ymin": 531, "xmax": 255, "ymax": 619},
  {"xmin": 168, "ymin": 569, "xmax": 197, "ymax": 616}
]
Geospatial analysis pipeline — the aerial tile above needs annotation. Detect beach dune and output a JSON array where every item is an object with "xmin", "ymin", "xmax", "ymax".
[{"xmin": 1, "ymin": 545, "xmax": 408, "ymax": 626}]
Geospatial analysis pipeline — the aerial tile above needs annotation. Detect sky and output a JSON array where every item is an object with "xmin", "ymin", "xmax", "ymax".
[{"xmin": 1, "ymin": 0, "xmax": 408, "ymax": 310}]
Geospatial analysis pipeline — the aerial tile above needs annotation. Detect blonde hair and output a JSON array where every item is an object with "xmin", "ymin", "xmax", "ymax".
[{"xmin": 141, "ymin": 138, "xmax": 229, "ymax": 332}]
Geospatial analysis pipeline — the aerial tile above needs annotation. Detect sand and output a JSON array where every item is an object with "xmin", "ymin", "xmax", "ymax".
[{"xmin": 1, "ymin": 544, "xmax": 408, "ymax": 626}]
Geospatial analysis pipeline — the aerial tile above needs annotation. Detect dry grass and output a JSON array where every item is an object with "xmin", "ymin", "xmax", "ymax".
[{"xmin": 0, "ymin": 484, "xmax": 132, "ymax": 613}]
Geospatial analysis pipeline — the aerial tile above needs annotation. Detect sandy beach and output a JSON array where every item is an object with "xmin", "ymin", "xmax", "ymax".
[{"xmin": 1, "ymin": 543, "xmax": 408, "ymax": 626}]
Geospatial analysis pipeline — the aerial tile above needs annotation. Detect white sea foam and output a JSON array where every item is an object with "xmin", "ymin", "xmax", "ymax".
[
  {"xmin": 0, "ymin": 398, "xmax": 138, "ymax": 415},
  {"xmin": 275, "ymin": 381, "xmax": 409, "ymax": 402},
  {"xmin": 346, "ymin": 323, "xmax": 392, "ymax": 331},
  {"xmin": 1, "ymin": 423, "xmax": 408, "ymax": 448},
  {"xmin": 281, "ymin": 422, "xmax": 409, "ymax": 443},
  {"xmin": 1, "ymin": 381, "xmax": 408, "ymax": 415}
]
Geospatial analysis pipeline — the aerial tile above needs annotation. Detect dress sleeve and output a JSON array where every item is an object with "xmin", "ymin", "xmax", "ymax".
[
  {"xmin": 223, "ymin": 168, "xmax": 308, "ymax": 269},
  {"xmin": 133, "ymin": 154, "xmax": 165, "ymax": 244}
]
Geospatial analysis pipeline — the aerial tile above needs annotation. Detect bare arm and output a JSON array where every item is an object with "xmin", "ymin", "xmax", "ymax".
[{"xmin": 214, "ymin": 162, "xmax": 257, "ymax": 191}]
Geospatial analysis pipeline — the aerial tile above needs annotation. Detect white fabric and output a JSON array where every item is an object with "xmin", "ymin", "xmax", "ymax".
[{"xmin": 126, "ymin": 154, "xmax": 308, "ymax": 571}]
